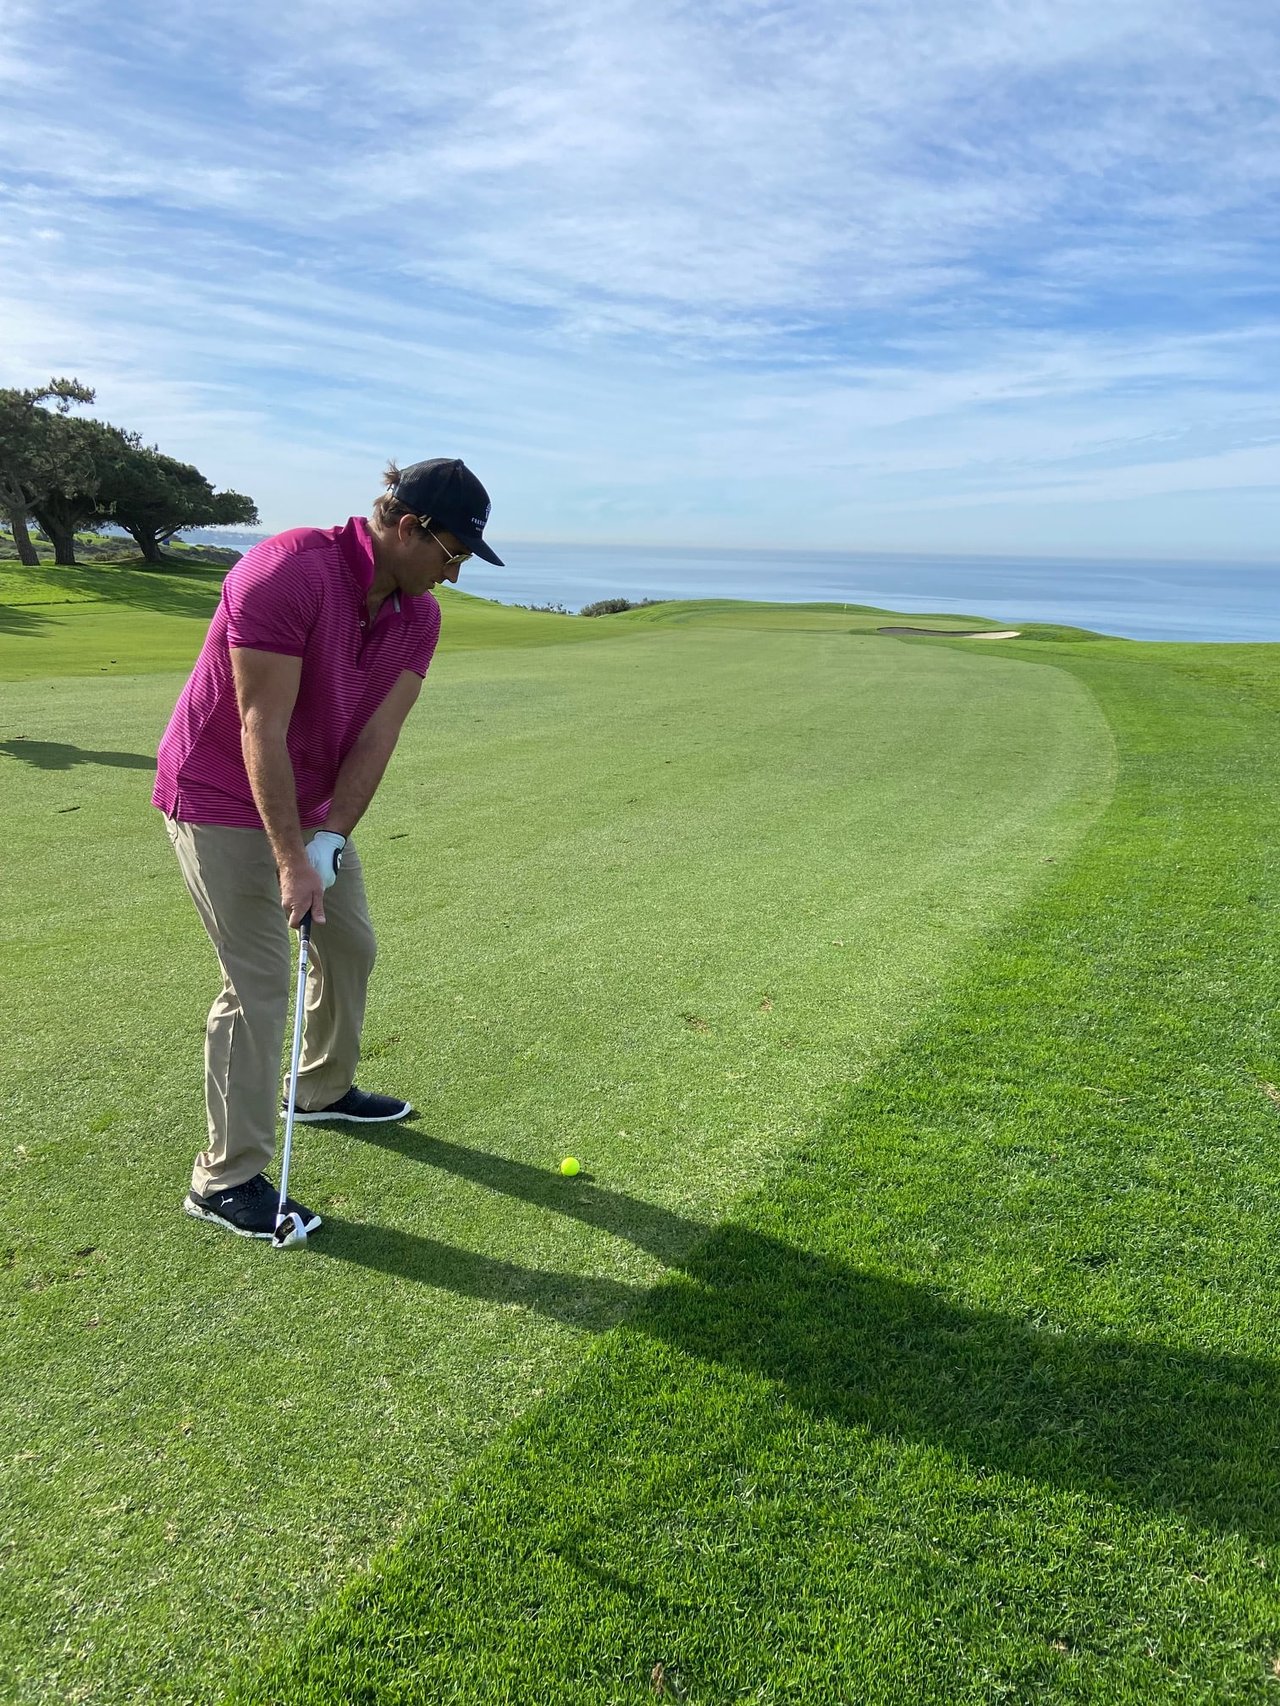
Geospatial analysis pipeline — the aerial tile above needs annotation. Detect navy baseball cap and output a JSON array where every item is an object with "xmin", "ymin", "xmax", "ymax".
[{"xmin": 392, "ymin": 458, "xmax": 503, "ymax": 565}]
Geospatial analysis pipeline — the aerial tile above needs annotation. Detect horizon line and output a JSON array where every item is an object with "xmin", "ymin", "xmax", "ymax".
[
  {"xmin": 184, "ymin": 527, "xmax": 1280, "ymax": 569},
  {"xmin": 479, "ymin": 538, "xmax": 1280, "ymax": 568}
]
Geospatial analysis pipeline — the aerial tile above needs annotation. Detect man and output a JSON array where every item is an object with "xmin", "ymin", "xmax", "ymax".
[{"xmin": 154, "ymin": 457, "xmax": 503, "ymax": 1241}]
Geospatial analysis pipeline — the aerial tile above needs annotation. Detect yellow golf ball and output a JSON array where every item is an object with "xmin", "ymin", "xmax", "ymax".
[{"xmin": 560, "ymin": 1157, "xmax": 580, "ymax": 1177}]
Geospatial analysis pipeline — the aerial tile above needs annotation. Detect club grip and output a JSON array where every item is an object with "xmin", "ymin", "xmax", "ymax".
[{"xmin": 300, "ymin": 909, "xmax": 313, "ymax": 943}]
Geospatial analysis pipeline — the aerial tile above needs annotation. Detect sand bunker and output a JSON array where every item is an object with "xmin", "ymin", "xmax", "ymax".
[{"xmin": 877, "ymin": 626, "xmax": 1022, "ymax": 640}]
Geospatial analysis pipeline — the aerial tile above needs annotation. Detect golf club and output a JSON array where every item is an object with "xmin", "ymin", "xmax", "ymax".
[{"xmin": 272, "ymin": 908, "xmax": 312, "ymax": 1250}]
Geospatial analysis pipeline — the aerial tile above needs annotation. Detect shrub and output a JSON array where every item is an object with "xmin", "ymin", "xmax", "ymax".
[{"xmin": 579, "ymin": 597, "xmax": 665, "ymax": 617}]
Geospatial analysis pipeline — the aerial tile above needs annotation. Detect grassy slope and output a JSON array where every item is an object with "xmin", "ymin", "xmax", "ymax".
[
  {"xmin": 0, "ymin": 568, "xmax": 1111, "ymax": 1702},
  {"xmin": 234, "ymin": 637, "xmax": 1280, "ymax": 1704},
  {"xmin": 0, "ymin": 554, "xmax": 1094, "ymax": 681},
  {"xmin": 0, "ymin": 568, "xmax": 618, "ymax": 679}
]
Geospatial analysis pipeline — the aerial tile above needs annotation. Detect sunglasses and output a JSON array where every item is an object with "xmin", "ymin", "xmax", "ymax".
[{"xmin": 421, "ymin": 523, "xmax": 472, "ymax": 569}]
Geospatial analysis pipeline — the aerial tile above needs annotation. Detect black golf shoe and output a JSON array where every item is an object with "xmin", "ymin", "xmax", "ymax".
[
  {"xmin": 287, "ymin": 1085, "xmax": 413, "ymax": 1124},
  {"xmin": 185, "ymin": 1173, "xmax": 322, "ymax": 1240}
]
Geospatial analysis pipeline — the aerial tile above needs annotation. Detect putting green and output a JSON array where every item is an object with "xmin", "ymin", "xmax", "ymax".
[{"xmin": 0, "ymin": 591, "xmax": 1113, "ymax": 1701}]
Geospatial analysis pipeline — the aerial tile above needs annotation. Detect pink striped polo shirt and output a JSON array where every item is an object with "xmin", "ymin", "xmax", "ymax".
[{"xmin": 153, "ymin": 515, "xmax": 440, "ymax": 828}]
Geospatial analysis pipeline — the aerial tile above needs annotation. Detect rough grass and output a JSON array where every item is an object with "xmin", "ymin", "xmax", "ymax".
[{"xmin": 0, "ymin": 562, "xmax": 1112, "ymax": 1702}]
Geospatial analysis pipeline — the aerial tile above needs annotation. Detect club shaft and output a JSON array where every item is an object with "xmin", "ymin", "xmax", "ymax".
[{"xmin": 276, "ymin": 914, "xmax": 311, "ymax": 1222}]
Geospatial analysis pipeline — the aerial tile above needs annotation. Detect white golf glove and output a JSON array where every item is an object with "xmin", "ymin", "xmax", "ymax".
[{"xmin": 307, "ymin": 831, "xmax": 346, "ymax": 889}]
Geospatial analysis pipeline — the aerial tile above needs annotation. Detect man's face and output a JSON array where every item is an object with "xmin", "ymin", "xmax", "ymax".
[{"xmin": 395, "ymin": 517, "xmax": 471, "ymax": 594}]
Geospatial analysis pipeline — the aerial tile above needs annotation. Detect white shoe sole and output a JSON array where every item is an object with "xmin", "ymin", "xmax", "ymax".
[
  {"xmin": 290, "ymin": 1102, "xmax": 412, "ymax": 1124},
  {"xmin": 184, "ymin": 1196, "xmax": 273, "ymax": 1239},
  {"xmin": 184, "ymin": 1197, "xmax": 323, "ymax": 1237}
]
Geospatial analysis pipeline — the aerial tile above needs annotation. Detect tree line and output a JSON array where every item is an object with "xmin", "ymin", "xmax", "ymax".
[{"xmin": 0, "ymin": 378, "xmax": 257, "ymax": 567}]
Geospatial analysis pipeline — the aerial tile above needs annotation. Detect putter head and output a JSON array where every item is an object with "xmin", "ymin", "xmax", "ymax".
[{"xmin": 271, "ymin": 1211, "xmax": 308, "ymax": 1250}]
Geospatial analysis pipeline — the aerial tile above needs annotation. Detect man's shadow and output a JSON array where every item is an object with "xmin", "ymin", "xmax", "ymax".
[
  {"xmin": 0, "ymin": 738, "xmax": 155, "ymax": 772},
  {"xmin": 317, "ymin": 1128, "xmax": 1280, "ymax": 1545}
]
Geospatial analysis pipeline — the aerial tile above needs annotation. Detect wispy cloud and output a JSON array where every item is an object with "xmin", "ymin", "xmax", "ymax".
[{"xmin": 0, "ymin": 0, "xmax": 1277, "ymax": 554}]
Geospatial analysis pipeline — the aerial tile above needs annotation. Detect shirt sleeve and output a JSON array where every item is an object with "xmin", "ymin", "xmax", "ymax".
[
  {"xmin": 407, "ymin": 596, "xmax": 442, "ymax": 677},
  {"xmin": 223, "ymin": 547, "xmax": 322, "ymax": 657}
]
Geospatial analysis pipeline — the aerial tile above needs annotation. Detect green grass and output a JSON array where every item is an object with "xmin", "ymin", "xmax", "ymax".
[
  {"xmin": 0, "ymin": 559, "xmax": 1112, "ymax": 1703},
  {"xmin": 0, "ymin": 573, "xmax": 630, "ymax": 678},
  {"xmin": 0, "ymin": 557, "xmax": 1101, "ymax": 681},
  {"xmin": 6, "ymin": 556, "xmax": 1276, "ymax": 1703},
  {"xmin": 232, "ymin": 639, "xmax": 1280, "ymax": 1704}
]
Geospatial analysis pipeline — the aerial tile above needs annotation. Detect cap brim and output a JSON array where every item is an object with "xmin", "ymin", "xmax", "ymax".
[{"xmin": 451, "ymin": 528, "xmax": 503, "ymax": 566}]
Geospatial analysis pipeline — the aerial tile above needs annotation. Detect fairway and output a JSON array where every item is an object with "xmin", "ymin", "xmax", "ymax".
[
  {"xmin": 246, "ymin": 637, "xmax": 1280, "ymax": 1705},
  {"xmin": 0, "ymin": 567, "xmax": 1113, "ymax": 1701}
]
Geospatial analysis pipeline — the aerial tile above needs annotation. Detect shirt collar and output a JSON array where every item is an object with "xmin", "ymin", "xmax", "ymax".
[
  {"xmin": 338, "ymin": 515, "xmax": 376, "ymax": 594},
  {"xmin": 341, "ymin": 515, "xmax": 410, "ymax": 624}
]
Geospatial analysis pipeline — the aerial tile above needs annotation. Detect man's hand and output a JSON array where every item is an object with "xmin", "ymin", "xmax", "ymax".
[
  {"xmin": 280, "ymin": 860, "xmax": 326, "ymax": 928},
  {"xmin": 307, "ymin": 831, "xmax": 346, "ymax": 889}
]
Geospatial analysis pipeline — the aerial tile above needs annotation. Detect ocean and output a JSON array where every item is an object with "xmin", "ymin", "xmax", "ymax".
[{"xmin": 460, "ymin": 544, "xmax": 1280, "ymax": 643}]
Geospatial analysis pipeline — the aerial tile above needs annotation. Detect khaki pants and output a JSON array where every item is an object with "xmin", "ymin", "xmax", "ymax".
[{"xmin": 165, "ymin": 819, "xmax": 377, "ymax": 1195}]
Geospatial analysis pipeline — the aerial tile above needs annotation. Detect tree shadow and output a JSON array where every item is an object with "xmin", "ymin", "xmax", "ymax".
[
  {"xmin": 0, "ymin": 604, "xmax": 51, "ymax": 634},
  {"xmin": 5, "ymin": 563, "xmax": 223, "ymax": 619},
  {"xmin": 0, "ymin": 739, "xmax": 155, "ymax": 772},
  {"xmin": 317, "ymin": 1144, "xmax": 1280, "ymax": 1545}
]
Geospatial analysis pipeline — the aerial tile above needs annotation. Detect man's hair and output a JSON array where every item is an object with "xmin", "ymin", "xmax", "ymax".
[{"xmin": 371, "ymin": 461, "xmax": 421, "ymax": 531}]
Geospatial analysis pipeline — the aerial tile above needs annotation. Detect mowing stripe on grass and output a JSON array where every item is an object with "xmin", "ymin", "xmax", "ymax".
[{"xmin": 233, "ymin": 640, "xmax": 1280, "ymax": 1705}]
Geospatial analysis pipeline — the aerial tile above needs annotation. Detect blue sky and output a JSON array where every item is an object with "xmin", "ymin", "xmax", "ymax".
[{"xmin": 2, "ymin": 0, "xmax": 1278, "ymax": 557}]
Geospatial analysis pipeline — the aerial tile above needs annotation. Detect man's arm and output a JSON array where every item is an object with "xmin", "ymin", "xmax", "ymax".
[
  {"xmin": 323, "ymin": 669, "xmax": 423, "ymax": 838},
  {"xmin": 230, "ymin": 646, "xmax": 326, "ymax": 926}
]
